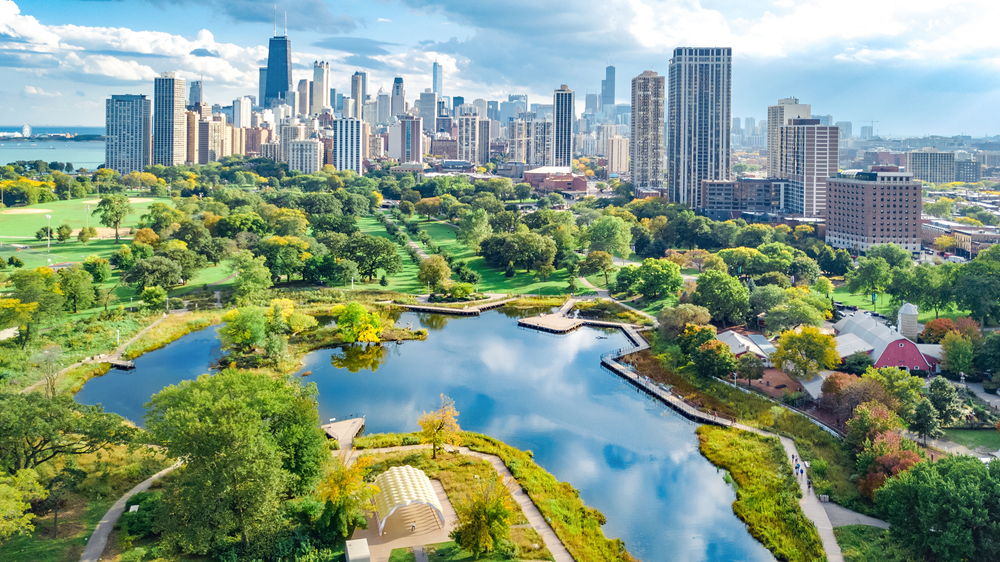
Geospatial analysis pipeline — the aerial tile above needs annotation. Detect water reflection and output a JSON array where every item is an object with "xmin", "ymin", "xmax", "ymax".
[{"xmin": 330, "ymin": 343, "xmax": 392, "ymax": 373}]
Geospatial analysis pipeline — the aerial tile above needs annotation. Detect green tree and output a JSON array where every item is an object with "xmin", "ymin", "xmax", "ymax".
[
  {"xmin": 866, "ymin": 243, "xmax": 913, "ymax": 269},
  {"xmin": 157, "ymin": 245, "xmax": 207, "ymax": 284},
  {"xmin": 229, "ymin": 250, "xmax": 273, "ymax": 306},
  {"xmin": 846, "ymin": 400, "xmax": 903, "ymax": 452},
  {"xmin": 927, "ymin": 376, "xmax": 961, "ymax": 424},
  {"xmin": 415, "ymin": 197, "xmax": 441, "ymax": 220},
  {"xmin": 58, "ymin": 264, "xmax": 95, "ymax": 313},
  {"xmin": 691, "ymin": 339, "xmax": 737, "ymax": 379},
  {"xmin": 315, "ymin": 456, "xmax": 379, "ymax": 539},
  {"xmin": 76, "ymin": 226, "xmax": 97, "ymax": 245},
  {"xmin": 92, "ymin": 192, "xmax": 134, "ymax": 243},
  {"xmin": 765, "ymin": 298, "xmax": 824, "ymax": 333},
  {"xmin": 450, "ymin": 472, "xmax": 515, "ymax": 559},
  {"xmin": 56, "ymin": 223, "xmax": 72, "ymax": 242},
  {"xmin": 123, "ymin": 255, "xmax": 182, "ymax": 291},
  {"xmin": 144, "ymin": 369, "xmax": 327, "ymax": 554},
  {"xmin": 82, "ymin": 255, "xmax": 112, "ymax": 283},
  {"xmin": 110, "ymin": 244, "xmax": 136, "ymax": 271},
  {"xmin": 914, "ymin": 262, "xmax": 954, "ymax": 318},
  {"xmin": 846, "ymin": 257, "xmax": 892, "ymax": 311},
  {"xmin": 255, "ymin": 235, "xmax": 310, "ymax": 282},
  {"xmin": 657, "ymin": 304, "xmax": 711, "ymax": 340},
  {"xmin": 398, "ymin": 200, "xmax": 415, "ymax": 217},
  {"xmin": 418, "ymin": 255, "xmax": 452, "ymax": 293},
  {"xmin": 139, "ymin": 286, "xmax": 167, "ymax": 312},
  {"xmin": 577, "ymin": 251, "xmax": 617, "ymax": 286},
  {"xmin": 677, "ymin": 324, "xmax": 718, "ymax": 357},
  {"xmin": 8, "ymin": 267, "xmax": 65, "ymax": 347},
  {"xmin": 941, "ymin": 331, "xmax": 976, "ymax": 377},
  {"xmin": 216, "ymin": 212, "xmax": 269, "ymax": 238},
  {"xmin": 343, "ymin": 233, "xmax": 403, "ymax": 281},
  {"xmin": 637, "ymin": 258, "xmax": 683, "ymax": 299},
  {"xmin": 861, "ymin": 366, "xmax": 925, "ymax": 418},
  {"xmin": 953, "ymin": 260, "xmax": 1000, "ymax": 326},
  {"xmin": 841, "ymin": 351, "xmax": 874, "ymax": 375},
  {"xmin": 514, "ymin": 182, "xmax": 532, "ymax": 201},
  {"xmin": 418, "ymin": 394, "xmax": 461, "ymax": 459},
  {"xmin": 456, "ymin": 208, "xmax": 493, "ymax": 252},
  {"xmin": 749, "ymin": 284, "xmax": 788, "ymax": 317},
  {"xmin": 0, "ymin": 469, "xmax": 47, "ymax": 544},
  {"xmin": 909, "ymin": 397, "xmax": 942, "ymax": 446},
  {"xmin": 219, "ymin": 307, "xmax": 268, "ymax": 354},
  {"xmin": 588, "ymin": 215, "xmax": 632, "ymax": 259},
  {"xmin": 330, "ymin": 302, "xmax": 382, "ymax": 343},
  {"xmin": 693, "ymin": 270, "xmax": 750, "ymax": 327},
  {"xmin": 736, "ymin": 353, "xmax": 765, "ymax": 386},
  {"xmin": 771, "ymin": 326, "xmax": 839, "ymax": 380},
  {"xmin": 813, "ymin": 276, "xmax": 834, "ymax": 297}
]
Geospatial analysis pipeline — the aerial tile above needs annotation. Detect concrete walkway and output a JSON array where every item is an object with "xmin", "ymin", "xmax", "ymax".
[
  {"xmin": 79, "ymin": 461, "xmax": 181, "ymax": 562},
  {"xmin": 350, "ymin": 444, "xmax": 574, "ymax": 562},
  {"xmin": 413, "ymin": 545, "xmax": 429, "ymax": 562},
  {"xmin": 777, "ymin": 436, "xmax": 845, "ymax": 562},
  {"xmin": 822, "ymin": 502, "xmax": 889, "ymax": 529},
  {"xmin": 966, "ymin": 381, "xmax": 1000, "ymax": 410},
  {"xmin": 384, "ymin": 215, "xmax": 428, "ymax": 259}
]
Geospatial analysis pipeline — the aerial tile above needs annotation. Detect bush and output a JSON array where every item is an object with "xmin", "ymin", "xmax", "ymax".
[
  {"xmin": 983, "ymin": 380, "xmax": 999, "ymax": 394},
  {"xmin": 117, "ymin": 491, "xmax": 163, "ymax": 538},
  {"xmin": 168, "ymin": 297, "xmax": 185, "ymax": 310}
]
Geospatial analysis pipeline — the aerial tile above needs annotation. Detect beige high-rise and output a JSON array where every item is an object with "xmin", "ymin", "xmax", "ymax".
[
  {"xmin": 779, "ymin": 119, "xmax": 838, "ymax": 217},
  {"xmin": 767, "ymin": 97, "xmax": 810, "ymax": 176},
  {"xmin": 630, "ymin": 70, "xmax": 665, "ymax": 196},
  {"xmin": 153, "ymin": 72, "xmax": 186, "ymax": 166}
]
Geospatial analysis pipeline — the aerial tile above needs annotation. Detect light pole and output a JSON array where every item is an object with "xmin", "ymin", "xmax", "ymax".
[
  {"xmin": 85, "ymin": 205, "xmax": 90, "ymax": 230},
  {"xmin": 45, "ymin": 214, "xmax": 51, "ymax": 253}
]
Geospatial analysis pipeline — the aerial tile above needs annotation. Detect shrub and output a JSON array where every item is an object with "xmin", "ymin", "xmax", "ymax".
[{"xmin": 168, "ymin": 297, "xmax": 185, "ymax": 310}]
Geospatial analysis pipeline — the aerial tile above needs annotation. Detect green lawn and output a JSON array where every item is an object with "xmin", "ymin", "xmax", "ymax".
[
  {"xmin": 356, "ymin": 215, "xmax": 423, "ymax": 293},
  {"xmin": 831, "ymin": 285, "xmax": 970, "ymax": 323},
  {"xmin": 834, "ymin": 525, "xmax": 924, "ymax": 562},
  {"xmin": 942, "ymin": 428, "xmax": 1000, "ymax": 450},
  {"xmin": 0, "ymin": 194, "xmax": 170, "ymax": 239},
  {"xmin": 0, "ymin": 497, "xmax": 115, "ymax": 562}
]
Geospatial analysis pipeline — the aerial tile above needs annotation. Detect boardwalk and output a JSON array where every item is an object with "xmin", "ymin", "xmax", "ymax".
[
  {"xmin": 397, "ymin": 297, "xmax": 517, "ymax": 316},
  {"xmin": 321, "ymin": 416, "xmax": 366, "ymax": 456}
]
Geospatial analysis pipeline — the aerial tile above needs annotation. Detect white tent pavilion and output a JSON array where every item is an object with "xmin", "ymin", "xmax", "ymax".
[{"xmin": 372, "ymin": 465, "xmax": 445, "ymax": 535}]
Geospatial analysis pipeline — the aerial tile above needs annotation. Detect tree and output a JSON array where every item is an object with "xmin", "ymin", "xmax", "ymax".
[
  {"xmin": 92, "ymin": 192, "xmax": 133, "ymax": 242},
  {"xmin": 637, "ymin": 258, "xmax": 683, "ymax": 299},
  {"xmin": 418, "ymin": 393, "xmax": 460, "ymax": 459},
  {"xmin": 677, "ymin": 324, "xmax": 718, "ymax": 357},
  {"xmin": 133, "ymin": 227, "xmax": 159, "ymax": 246},
  {"xmin": 0, "ymin": 469, "xmax": 46, "ymax": 544},
  {"xmin": 343, "ymin": 233, "xmax": 403, "ymax": 281},
  {"xmin": 56, "ymin": 223, "xmax": 72, "ymax": 242},
  {"xmin": 576, "ymin": 251, "xmax": 615, "ymax": 286},
  {"xmin": 33, "ymin": 466, "xmax": 86, "ymax": 539},
  {"xmin": 144, "ymin": 369, "xmax": 327, "ymax": 554},
  {"xmin": 736, "ymin": 352, "xmax": 765, "ymax": 386},
  {"xmin": 450, "ymin": 472, "xmax": 515, "ymax": 559},
  {"xmin": 927, "ymin": 376, "xmax": 961, "ymax": 424},
  {"xmin": 330, "ymin": 302, "xmax": 382, "ymax": 343},
  {"xmin": 157, "ymin": 245, "xmax": 207, "ymax": 284},
  {"xmin": 657, "ymin": 304, "xmax": 711, "ymax": 340},
  {"xmin": 255, "ymin": 235, "xmax": 310, "ymax": 282},
  {"xmin": 841, "ymin": 351, "xmax": 875, "ymax": 375},
  {"xmin": 58, "ymin": 264, "xmax": 95, "ymax": 313},
  {"xmin": 788, "ymin": 256, "xmax": 821, "ymax": 285},
  {"xmin": 692, "ymin": 270, "xmax": 750, "ymax": 327},
  {"xmin": 398, "ymin": 200, "xmax": 415, "ymax": 217},
  {"xmin": 110, "ymin": 244, "xmax": 136, "ymax": 271},
  {"xmin": 588, "ymin": 215, "xmax": 632, "ymax": 259},
  {"xmin": 771, "ymin": 326, "xmax": 839, "ymax": 380},
  {"xmin": 846, "ymin": 257, "xmax": 892, "ymax": 311},
  {"xmin": 8, "ymin": 267, "xmax": 65, "ymax": 347},
  {"xmin": 216, "ymin": 212, "xmax": 269, "ymax": 238},
  {"xmin": 954, "ymin": 260, "xmax": 1000, "ymax": 326},
  {"xmin": 76, "ymin": 226, "xmax": 97, "ymax": 244},
  {"xmin": 813, "ymin": 276, "xmax": 834, "ymax": 297},
  {"xmin": 415, "ymin": 197, "xmax": 441, "ymax": 220},
  {"xmin": 418, "ymin": 255, "xmax": 452, "ymax": 293},
  {"xmin": 0, "ymin": 392, "xmax": 135, "ymax": 475},
  {"xmin": 685, "ymin": 249, "xmax": 711, "ymax": 272},
  {"xmin": 139, "ymin": 286, "xmax": 167, "ymax": 312},
  {"xmin": 230, "ymin": 250, "xmax": 273, "ymax": 306},
  {"xmin": 977, "ymin": 332, "xmax": 1000, "ymax": 376},
  {"xmin": 514, "ymin": 182, "xmax": 532, "ymax": 201},
  {"xmin": 691, "ymin": 339, "xmax": 737, "ymax": 379},
  {"xmin": 456, "ymin": 208, "xmax": 493, "ymax": 252},
  {"xmin": 866, "ymin": 243, "xmax": 913, "ymax": 269},
  {"xmin": 934, "ymin": 234, "xmax": 956, "ymax": 252},
  {"xmin": 315, "ymin": 455, "xmax": 379, "ymax": 539},
  {"xmin": 123, "ymin": 255, "xmax": 182, "ymax": 291},
  {"xmin": 862, "ymin": 366, "xmax": 925, "ymax": 418},
  {"xmin": 749, "ymin": 284, "xmax": 788, "ymax": 316},
  {"xmin": 219, "ymin": 307, "xmax": 268, "ymax": 354},
  {"xmin": 846, "ymin": 400, "xmax": 903, "ymax": 452},
  {"xmin": 35, "ymin": 226, "xmax": 52, "ymax": 242},
  {"xmin": 82, "ymin": 255, "xmax": 112, "ymax": 283},
  {"xmin": 765, "ymin": 298, "xmax": 825, "ymax": 333},
  {"xmin": 941, "ymin": 331, "xmax": 976, "ymax": 376},
  {"xmin": 910, "ymin": 397, "xmax": 942, "ymax": 445}
]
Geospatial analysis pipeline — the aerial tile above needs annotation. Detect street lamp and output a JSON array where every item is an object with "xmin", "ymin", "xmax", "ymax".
[
  {"xmin": 85, "ymin": 205, "xmax": 90, "ymax": 230},
  {"xmin": 45, "ymin": 214, "xmax": 51, "ymax": 253}
]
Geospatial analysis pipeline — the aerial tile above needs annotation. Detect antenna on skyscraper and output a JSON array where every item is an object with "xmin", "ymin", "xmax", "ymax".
[
  {"xmin": 273, "ymin": 5, "xmax": 277, "ymax": 37},
  {"xmin": 284, "ymin": 11, "xmax": 287, "ymax": 36}
]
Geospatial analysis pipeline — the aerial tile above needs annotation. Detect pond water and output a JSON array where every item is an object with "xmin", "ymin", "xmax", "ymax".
[{"xmin": 75, "ymin": 311, "xmax": 775, "ymax": 562}]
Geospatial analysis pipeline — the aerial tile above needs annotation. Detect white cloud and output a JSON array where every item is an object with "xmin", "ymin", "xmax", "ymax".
[
  {"xmin": 378, "ymin": 17, "xmax": 392, "ymax": 22},
  {"xmin": 22, "ymin": 85, "xmax": 60, "ymax": 96}
]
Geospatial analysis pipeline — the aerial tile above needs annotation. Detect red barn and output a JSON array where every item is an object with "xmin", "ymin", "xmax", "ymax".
[{"xmin": 833, "ymin": 313, "xmax": 941, "ymax": 372}]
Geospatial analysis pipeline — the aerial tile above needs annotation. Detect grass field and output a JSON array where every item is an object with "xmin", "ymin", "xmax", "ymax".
[
  {"xmin": 834, "ymin": 525, "xmax": 925, "ymax": 562},
  {"xmin": 357, "ymin": 215, "xmax": 423, "ymax": 293},
  {"xmin": 942, "ymin": 428, "xmax": 1000, "ymax": 450},
  {"xmin": 831, "ymin": 285, "xmax": 971, "ymax": 323},
  {"xmin": 0, "ymin": 194, "xmax": 169, "ymax": 238}
]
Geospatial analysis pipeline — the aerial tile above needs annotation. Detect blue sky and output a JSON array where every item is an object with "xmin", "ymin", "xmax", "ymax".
[{"xmin": 2, "ymin": 0, "xmax": 999, "ymax": 136}]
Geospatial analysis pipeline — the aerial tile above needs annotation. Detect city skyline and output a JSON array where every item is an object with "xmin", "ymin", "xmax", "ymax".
[{"xmin": 4, "ymin": 0, "xmax": 1000, "ymax": 136}]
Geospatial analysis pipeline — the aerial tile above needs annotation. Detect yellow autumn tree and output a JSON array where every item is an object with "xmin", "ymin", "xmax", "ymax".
[
  {"xmin": 418, "ymin": 394, "xmax": 461, "ymax": 459},
  {"xmin": 315, "ymin": 455, "xmax": 379, "ymax": 538}
]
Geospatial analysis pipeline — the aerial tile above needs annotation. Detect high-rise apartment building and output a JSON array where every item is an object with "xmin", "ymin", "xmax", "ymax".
[
  {"xmin": 264, "ymin": 33, "xmax": 292, "ymax": 107},
  {"xmin": 432, "ymin": 61, "xmax": 443, "ymax": 96},
  {"xmin": 189, "ymin": 80, "xmax": 203, "ymax": 106},
  {"xmin": 279, "ymin": 120, "xmax": 306, "ymax": 163},
  {"xmin": 860, "ymin": 125, "xmax": 873, "ymax": 140},
  {"xmin": 296, "ymin": 80, "xmax": 310, "ymax": 116},
  {"xmin": 233, "ymin": 97, "xmax": 251, "ymax": 129},
  {"xmin": 607, "ymin": 136, "xmax": 629, "ymax": 174},
  {"xmin": 826, "ymin": 167, "xmax": 922, "ymax": 252},
  {"xmin": 185, "ymin": 110, "xmax": 199, "ymax": 164},
  {"xmin": 288, "ymin": 139, "xmax": 324, "ymax": 173},
  {"xmin": 390, "ymin": 77, "xmax": 405, "ymax": 118},
  {"xmin": 387, "ymin": 116, "xmax": 422, "ymax": 162},
  {"xmin": 472, "ymin": 99, "xmax": 488, "ymax": 119},
  {"xmin": 766, "ymin": 97, "xmax": 810, "ymax": 177},
  {"xmin": 700, "ymin": 178, "xmax": 788, "ymax": 220},
  {"xmin": 105, "ymin": 94, "xmax": 151, "ymax": 175},
  {"xmin": 153, "ymin": 72, "xmax": 186, "ymax": 166},
  {"xmin": 329, "ymin": 118, "xmax": 364, "ymax": 174},
  {"xmin": 351, "ymin": 71, "xmax": 369, "ymax": 110},
  {"xmin": 667, "ymin": 47, "xmax": 732, "ymax": 206},
  {"xmin": 312, "ymin": 61, "xmax": 331, "ymax": 115},
  {"xmin": 906, "ymin": 148, "xmax": 955, "ymax": 184},
  {"xmin": 779, "ymin": 119, "xmax": 838, "ymax": 217},
  {"xmin": 418, "ymin": 89, "xmax": 438, "ymax": 132},
  {"xmin": 258, "ymin": 68, "xmax": 267, "ymax": 106},
  {"xmin": 552, "ymin": 85, "xmax": 575, "ymax": 167},
  {"xmin": 835, "ymin": 121, "xmax": 853, "ymax": 140},
  {"xmin": 529, "ymin": 120, "xmax": 553, "ymax": 167},
  {"xmin": 630, "ymin": 70, "xmax": 665, "ymax": 197},
  {"xmin": 198, "ymin": 118, "xmax": 226, "ymax": 164},
  {"xmin": 508, "ymin": 119, "xmax": 529, "ymax": 163},
  {"xmin": 477, "ymin": 119, "xmax": 491, "ymax": 166},
  {"xmin": 601, "ymin": 66, "xmax": 615, "ymax": 110},
  {"xmin": 457, "ymin": 114, "xmax": 481, "ymax": 165},
  {"xmin": 376, "ymin": 88, "xmax": 390, "ymax": 125},
  {"xmin": 487, "ymin": 101, "xmax": 499, "ymax": 121}
]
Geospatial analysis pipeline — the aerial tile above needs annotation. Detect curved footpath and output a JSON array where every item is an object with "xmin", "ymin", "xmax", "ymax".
[{"xmin": 347, "ymin": 444, "xmax": 574, "ymax": 562}]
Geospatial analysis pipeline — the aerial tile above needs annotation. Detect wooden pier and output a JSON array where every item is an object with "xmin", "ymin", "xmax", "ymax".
[
  {"xmin": 321, "ymin": 415, "xmax": 366, "ymax": 453},
  {"xmin": 108, "ymin": 359, "xmax": 135, "ymax": 370},
  {"xmin": 398, "ymin": 297, "xmax": 517, "ymax": 316}
]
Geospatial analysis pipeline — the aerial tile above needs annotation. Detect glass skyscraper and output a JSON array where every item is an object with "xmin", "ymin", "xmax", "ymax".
[{"xmin": 264, "ymin": 34, "xmax": 292, "ymax": 107}]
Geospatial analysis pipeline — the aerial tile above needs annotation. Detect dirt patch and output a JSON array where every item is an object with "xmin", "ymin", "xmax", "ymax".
[
  {"xmin": 70, "ymin": 227, "xmax": 118, "ymax": 239},
  {"xmin": 81, "ymin": 198, "xmax": 153, "ymax": 204},
  {"xmin": 742, "ymin": 368, "xmax": 806, "ymax": 397},
  {"xmin": 1, "ymin": 208, "xmax": 53, "ymax": 214}
]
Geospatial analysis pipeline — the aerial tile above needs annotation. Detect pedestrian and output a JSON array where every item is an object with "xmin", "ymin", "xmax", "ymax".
[
  {"xmin": 411, "ymin": 521, "xmax": 416, "ymax": 532},
  {"xmin": 808, "ymin": 478, "xmax": 812, "ymax": 490}
]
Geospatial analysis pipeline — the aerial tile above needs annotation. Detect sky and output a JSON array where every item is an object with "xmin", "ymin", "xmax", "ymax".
[{"xmin": 2, "ymin": 0, "xmax": 1000, "ymax": 137}]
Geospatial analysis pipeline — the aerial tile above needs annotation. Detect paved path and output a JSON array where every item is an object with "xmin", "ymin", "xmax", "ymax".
[
  {"xmin": 777, "ymin": 436, "xmax": 844, "ymax": 562},
  {"xmin": 577, "ymin": 276, "xmax": 610, "ymax": 298},
  {"xmin": 822, "ymin": 502, "xmax": 889, "ymax": 529},
  {"xmin": 350, "ymin": 444, "xmax": 574, "ymax": 562},
  {"xmin": 384, "ymin": 215, "xmax": 428, "ymax": 259},
  {"xmin": 966, "ymin": 381, "xmax": 1000, "ymax": 410},
  {"xmin": 413, "ymin": 545, "xmax": 429, "ymax": 562},
  {"xmin": 79, "ymin": 461, "xmax": 181, "ymax": 562},
  {"xmin": 0, "ymin": 326, "xmax": 17, "ymax": 341},
  {"xmin": 902, "ymin": 430, "xmax": 976, "ymax": 456}
]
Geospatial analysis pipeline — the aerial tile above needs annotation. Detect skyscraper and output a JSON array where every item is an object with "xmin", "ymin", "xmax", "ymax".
[
  {"xmin": 601, "ymin": 66, "xmax": 615, "ymax": 110},
  {"xmin": 264, "ymin": 32, "xmax": 292, "ymax": 107},
  {"xmin": 630, "ymin": 70, "xmax": 665, "ymax": 196},
  {"xmin": 388, "ymin": 116, "xmax": 422, "ymax": 162},
  {"xmin": 766, "ymin": 97, "xmax": 810, "ymax": 176},
  {"xmin": 258, "ymin": 68, "xmax": 267, "ymax": 106},
  {"xmin": 329, "ymin": 118, "xmax": 364, "ymax": 174},
  {"xmin": 457, "ymin": 114, "xmax": 481, "ymax": 164},
  {"xmin": 189, "ymin": 80, "xmax": 203, "ymax": 106},
  {"xmin": 105, "ymin": 94, "xmax": 151, "ymax": 175},
  {"xmin": 529, "ymin": 119, "xmax": 553, "ymax": 167},
  {"xmin": 153, "ymin": 72, "xmax": 186, "ymax": 166},
  {"xmin": 585, "ymin": 94, "xmax": 599, "ymax": 113},
  {"xmin": 834, "ymin": 121, "xmax": 853, "ymax": 139},
  {"xmin": 418, "ymin": 89, "xmax": 437, "ymax": 132},
  {"xmin": 552, "ymin": 85, "xmax": 575, "ymax": 167},
  {"xmin": 432, "ymin": 61, "xmax": 443, "ymax": 96},
  {"xmin": 487, "ymin": 101, "xmax": 499, "ymax": 121},
  {"xmin": 667, "ymin": 47, "xmax": 732, "ymax": 207},
  {"xmin": 780, "ymin": 119, "xmax": 838, "ymax": 217},
  {"xmin": 377, "ymin": 88, "xmax": 390, "ymax": 125},
  {"xmin": 233, "ymin": 97, "xmax": 251, "ymax": 129},
  {"xmin": 350, "ymin": 74, "xmax": 366, "ymax": 119},
  {"xmin": 352, "ymin": 71, "xmax": 369, "ymax": 106},
  {"xmin": 390, "ymin": 77, "xmax": 405, "ymax": 118},
  {"xmin": 312, "ymin": 61, "xmax": 331, "ymax": 115}
]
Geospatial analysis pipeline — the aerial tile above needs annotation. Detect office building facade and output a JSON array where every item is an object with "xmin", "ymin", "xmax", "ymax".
[
  {"xmin": 906, "ymin": 149, "xmax": 955, "ymax": 184},
  {"xmin": 264, "ymin": 34, "xmax": 292, "ymax": 107},
  {"xmin": 432, "ymin": 62, "xmax": 443, "ymax": 96},
  {"xmin": 700, "ymin": 178, "xmax": 787, "ymax": 220},
  {"xmin": 312, "ymin": 61, "xmax": 331, "ymax": 115},
  {"xmin": 601, "ymin": 65, "xmax": 615, "ymax": 110},
  {"xmin": 188, "ymin": 80, "xmax": 203, "ymax": 106},
  {"xmin": 105, "ymin": 94, "xmax": 151, "ymax": 175},
  {"xmin": 387, "ymin": 116, "xmax": 422, "ymax": 162},
  {"xmin": 667, "ymin": 47, "xmax": 732, "ymax": 207},
  {"xmin": 390, "ymin": 77, "xmax": 405, "ymax": 118},
  {"xmin": 629, "ymin": 70, "xmax": 665, "ymax": 196},
  {"xmin": 418, "ymin": 89, "xmax": 438, "ymax": 132},
  {"xmin": 607, "ymin": 136, "xmax": 629, "ymax": 174},
  {"xmin": 826, "ymin": 167, "xmax": 922, "ymax": 252},
  {"xmin": 457, "ymin": 114, "xmax": 481, "ymax": 165},
  {"xmin": 779, "ymin": 119, "xmax": 838, "ymax": 217},
  {"xmin": 766, "ymin": 97, "xmax": 810, "ymax": 177},
  {"xmin": 552, "ymin": 85, "xmax": 575, "ymax": 167},
  {"xmin": 153, "ymin": 72, "xmax": 186, "ymax": 166},
  {"xmin": 233, "ymin": 97, "xmax": 251, "ymax": 129}
]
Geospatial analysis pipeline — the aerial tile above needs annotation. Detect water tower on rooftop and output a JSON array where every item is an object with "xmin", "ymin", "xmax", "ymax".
[{"xmin": 21, "ymin": 124, "xmax": 31, "ymax": 138}]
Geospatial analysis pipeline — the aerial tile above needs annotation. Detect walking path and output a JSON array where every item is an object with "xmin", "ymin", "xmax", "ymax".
[
  {"xmin": 397, "ymin": 296, "xmax": 518, "ymax": 316},
  {"xmin": 966, "ymin": 381, "xmax": 1000, "ymax": 410},
  {"xmin": 902, "ymin": 430, "xmax": 976, "ymax": 456},
  {"xmin": 822, "ymin": 502, "xmax": 889, "ymax": 529},
  {"xmin": 79, "ymin": 461, "xmax": 182, "ymax": 562},
  {"xmin": 413, "ymin": 545, "xmax": 429, "ymax": 562},
  {"xmin": 384, "ymin": 215, "xmax": 429, "ymax": 259}
]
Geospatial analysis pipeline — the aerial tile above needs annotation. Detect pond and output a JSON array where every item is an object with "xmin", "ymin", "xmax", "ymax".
[{"xmin": 76, "ymin": 311, "xmax": 775, "ymax": 562}]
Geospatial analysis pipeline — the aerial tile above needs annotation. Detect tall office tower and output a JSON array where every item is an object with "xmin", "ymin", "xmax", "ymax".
[
  {"xmin": 595, "ymin": 122, "xmax": 617, "ymax": 156},
  {"xmin": 860, "ymin": 125, "xmax": 873, "ymax": 140},
  {"xmin": 471, "ymin": 99, "xmax": 487, "ymax": 118},
  {"xmin": 732, "ymin": 117, "xmax": 741, "ymax": 130},
  {"xmin": 629, "ymin": 71, "xmax": 665, "ymax": 197},
  {"xmin": 779, "ymin": 119, "xmax": 838, "ymax": 217},
  {"xmin": 185, "ymin": 111, "xmax": 199, "ymax": 164},
  {"xmin": 508, "ymin": 94, "xmax": 527, "ymax": 114},
  {"xmin": 452, "ymin": 96, "xmax": 465, "ymax": 110},
  {"xmin": 311, "ymin": 61, "xmax": 331, "ymax": 115},
  {"xmin": 508, "ymin": 119, "xmax": 529, "ymax": 163},
  {"xmin": 585, "ymin": 94, "xmax": 599, "ymax": 113},
  {"xmin": 287, "ymin": 139, "xmax": 324, "ymax": 173},
  {"xmin": 153, "ymin": 72, "xmax": 187, "ymax": 166},
  {"xmin": 905, "ymin": 148, "xmax": 956, "ymax": 184},
  {"xmin": 258, "ymin": 68, "xmax": 267, "ymax": 106},
  {"xmin": 455, "ymin": 103, "xmax": 476, "ymax": 116},
  {"xmin": 296, "ymin": 80, "xmax": 310, "ymax": 115},
  {"xmin": 827, "ymin": 167, "xmax": 922, "ymax": 252},
  {"xmin": 279, "ymin": 120, "xmax": 306, "ymax": 163},
  {"xmin": 189, "ymin": 80, "xmax": 203, "ymax": 106},
  {"xmin": 487, "ymin": 101, "xmax": 499, "ymax": 121},
  {"xmin": 233, "ymin": 97, "xmax": 251, "ymax": 128},
  {"xmin": 198, "ymin": 118, "xmax": 226, "ymax": 164},
  {"xmin": 607, "ymin": 136, "xmax": 629, "ymax": 174},
  {"xmin": 600, "ymin": 66, "xmax": 615, "ymax": 110},
  {"xmin": 330, "ymin": 118, "xmax": 364, "ymax": 174},
  {"xmin": 264, "ymin": 31, "xmax": 292, "ymax": 107},
  {"xmin": 377, "ymin": 88, "xmax": 390, "ymax": 124},
  {"xmin": 432, "ymin": 61, "xmax": 443, "ymax": 96},
  {"xmin": 457, "ymin": 114, "xmax": 481, "ymax": 164},
  {"xmin": 529, "ymin": 120, "xmax": 553, "ymax": 166},
  {"xmin": 390, "ymin": 77, "xmax": 405, "ymax": 118},
  {"xmin": 387, "ymin": 116, "xmax": 422, "ymax": 162},
  {"xmin": 342, "ymin": 98, "xmax": 356, "ymax": 121},
  {"xmin": 835, "ymin": 121, "xmax": 853, "ymax": 139},
  {"xmin": 418, "ymin": 89, "xmax": 438, "ymax": 132},
  {"xmin": 811, "ymin": 114, "xmax": 832, "ymax": 126},
  {"xmin": 329, "ymin": 88, "xmax": 337, "ymax": 109},
  {"xmin": 766, "ymin": 97, "xmax": 810, "ymax": 176},
  {"xmin": 363, "ymin": 101, "xmax": 378, "ymax": 125},
  {"xmin": 352, "ymin": 71, "xmax": 369, "ymax": 104},
  {"xmin": 666, "ymin": 47, "xmax": 732, "ymax": 207},
  {"xmin": 552, "ymin": 85, "xmax": 575, "ymax": 167},
  {"xmin": 477, "ymin": 119, "xmax": 491, "ymax": 165},
  {"xmin": 105, "ymin": 94, "xmax": 151, "ymax": 175},
  {"xmin": 744, "ymin": 117, "xmax": 755, "ymax": 133},
  {"xmin": 498, "ymin": 102, "xmax": 521, "ymax": 123},
  {"xmin": 284, "ymin": 90, "xmax": 299, "ymax": 116}
]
